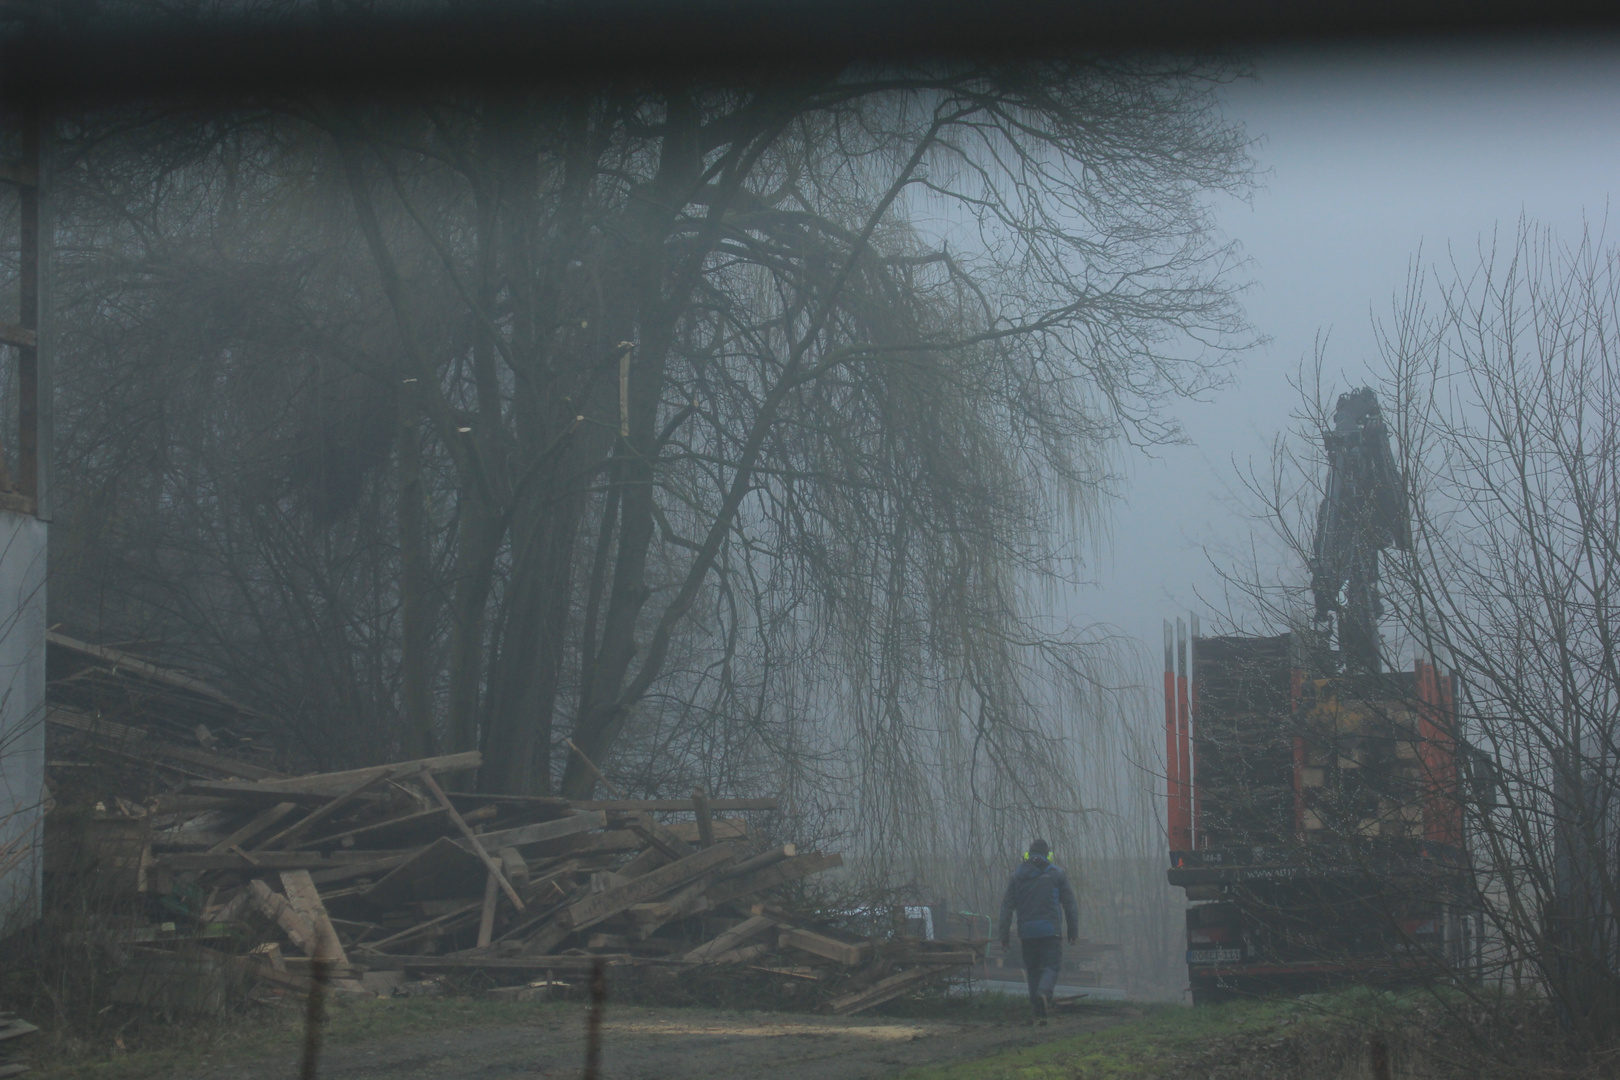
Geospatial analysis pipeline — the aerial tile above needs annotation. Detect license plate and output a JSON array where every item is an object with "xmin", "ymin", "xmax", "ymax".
[{"xmin": 1186, "ymin": 948, "xmax": 1242, "ymax": 964}]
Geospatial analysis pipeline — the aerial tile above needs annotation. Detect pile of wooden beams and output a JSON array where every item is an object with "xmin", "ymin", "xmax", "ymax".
[
  {"xmin": 103, "ymin": 752, "xmax": 982, "ymax": 1014},
  {"xmin": 0, "ymin": 1011, "xmax": 38, "ymax": 1078}
]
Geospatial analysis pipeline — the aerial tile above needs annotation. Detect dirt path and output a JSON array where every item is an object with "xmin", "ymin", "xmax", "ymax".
[{"xmin": 196, "ymin": 1004, "xmax": 1130, "ymax": 1080}]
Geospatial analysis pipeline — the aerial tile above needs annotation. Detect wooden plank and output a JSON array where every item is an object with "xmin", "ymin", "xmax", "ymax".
[
  {"xmin": 692, "ymin": 789, "xmax": 715, "ymax": 847},
  {"xmin": 748, "ymin": 901, "xmax": 807, "ymax": 924},
  {"xmin": 625, "ymin": 868, "xmax": 730, "ymax": 933},
  {"xmin": 702, "ymin": 851, "xmax": 842, "ymax": 907},
  {"xmin": 360, "ymin": 954, "xmax": 633, "ymax": 972},
  {"xmin": 489, "ymin": 868, "xmax": 581, "ymax": 946},
  {"xmin": 157, "ymin": 849, "xmax": 408, "ymax": 871},
  {"xmin": 204, "ymin": 802, "xmax": 297, "ymax": 854},
  {"xmin": 192, "ymin": 751, "xmax": 481, "ymax": 797},
  {"xmin": 154, "ymin": 795, "xmax": 257, "ymax": 812},
  {"xmin": 178, "ymin": 782, "xmax": 365, "ymax": 807},
  {"xmin": 262, "ymin": 769, "xmax": 402, "ymax": 849},
  {"xmin": 306, "ymin": 853, "xmax": 413, "ymax": 885},
  {"xmin": 420, "ymin": 771, "xmax": 524, "ymax": 911},
  {"xmin": 615, "ymin": 844, "xmax": 668, "ymax": 880},
  {"xmin": 746, "ymin": 964, "xmax": 826, "ymax": 981},
  {"xmin": 355, "ymin": 899, "xmax": 483, "ymax": 954},
  {"xmin": 722, "ymin": 843, "xmax": 796, "ymax": 879},
  {"xmin": 248, "ymin": 879, "xmax": 317, "ymax": 955},
  {"xmin": 280, "ymin": 869, "xmax": 348, "ymax": 964},
  {"xmin": 569, "ymin": 798, "xmax": 778, "ymax": 812},
  {"xmin": 709, "ymin": 942, "xmax": 770, "ymax": 965},
  {"xmin": 518, "ymin": 919, "xmax": 573, "ymax": 956},
  {"xmin": 85, "ymin": 743, "xmax": 216, "ymax": 782},
  {"xmin": 630, "ymin": 813, "xmax": 697, "ymax": 861},
  {"xmin": 518, "ymin": 861, "xmax": 582, "ymax": 906},
  {"xmin": 451, "ymin": 810, "xmax": 606, "ymax": 853},
  {"xmin": 476, "ymin": 872, "xmax": 499, "ymax": 948},
  {"xmin": 0, "ymin": 1016, "xmax": 40, "ymax": 1041},
  {"xmin": 540, "ymin": 819, "xmax": 745, "ymax": 859},
  {"xmin": 545, "ymin": 829, "xmax": 642, "ymax": 856},
  {"xmin": 47, "ymin": 631, "xmax": 253, "ymax": 710},
  {"xmin": 561, "ymin": 843, "xmax": 737, "ymax": 932},
  {"xmin": 586, "ymin": 932, "xmax": 634, "ymax": 950},
  {"xmin": 49, "ymin": 706, "xmax": 285, "ymax": 779},
  {"xmin": 682, "ymin": 914, "xmax": 775, "ymax": 963},
  {"xmin": 144, "ymin": 742, "xmax": 284, "ymax": 781},
  {"xmin": 779, "ymin": 927, "xmax": 870, "ymax": 967},
  {"xmin": 826, "ymin": 965, "xmax": 958, "ymax": 1015},
  {"xmin": 498, "ymin": 847, "xmax": 528, "ymax": 887},
  {"xmin": 292, "ymin": 805, "xmax": 451, "ymax": 849}
]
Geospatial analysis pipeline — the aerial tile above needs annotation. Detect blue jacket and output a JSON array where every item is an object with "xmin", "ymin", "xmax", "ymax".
[{"xmin": 998, "ymin": 858, "xmax": 1078, "ymax": 940}]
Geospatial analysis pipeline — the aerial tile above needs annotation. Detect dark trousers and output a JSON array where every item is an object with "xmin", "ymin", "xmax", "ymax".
[{"xmin": 1019, "ymin": 936, "xmax": 1062, "ymax": 1003}]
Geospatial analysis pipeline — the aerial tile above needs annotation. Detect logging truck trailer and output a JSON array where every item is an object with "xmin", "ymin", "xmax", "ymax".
[{"xmin": 1164, "ymin": 622, "xmax": 1478, "ymax": 1003}]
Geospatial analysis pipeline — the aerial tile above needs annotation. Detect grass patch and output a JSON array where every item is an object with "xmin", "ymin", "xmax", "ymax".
[
  {"xmin": 896, "ymin": 997, "xmax": 1305, "ymax": 1080},
  {"xmin": 26, "ymin": 994, "xmax": 573, "ymax": 1080}
]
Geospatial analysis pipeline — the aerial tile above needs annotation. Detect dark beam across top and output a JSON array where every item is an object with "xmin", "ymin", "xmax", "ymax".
[{"xmin": 1, "ymin": 2, "xmax": 1614, "ymax": 101}]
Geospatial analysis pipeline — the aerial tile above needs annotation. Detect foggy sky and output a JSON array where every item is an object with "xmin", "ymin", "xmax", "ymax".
[{"xmin": 1085, "ymin": 36, "xmax": 1620, "ymax": 666}]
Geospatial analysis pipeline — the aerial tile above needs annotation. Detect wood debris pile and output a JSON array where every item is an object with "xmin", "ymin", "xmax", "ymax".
[
  {"xmin": 0, "ymin": 1011, "xmax": 38, "ymax": 1078},
  {"xmin": 63, "ymin": 746, "xmax": 983, "ymax": 1015}
]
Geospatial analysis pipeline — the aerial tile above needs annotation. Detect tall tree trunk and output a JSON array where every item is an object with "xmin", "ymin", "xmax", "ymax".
[
  {"xmin": 445, "ymin": 500, "xmax": 497, "ymax": 775},
  {"xmin": 561, "ymin": 93, "xmax": 701, "ymax": 797},
  {"xmin": 479, "ymin": 483, "xmax": 584, "ymax": 794},
  {"xmin": 397, "ymin": 379, "xmax": 435, "ymax": 757}
]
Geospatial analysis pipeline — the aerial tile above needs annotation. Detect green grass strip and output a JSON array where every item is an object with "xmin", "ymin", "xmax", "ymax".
[{"xmin": 896, "ymin": 998, "xmax": 1300, "ymax": 1080}]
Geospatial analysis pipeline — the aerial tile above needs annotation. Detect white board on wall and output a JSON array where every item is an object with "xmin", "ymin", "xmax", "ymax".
[{"xmin": 0, "ymin": 509, "xmax": 47, "ymax": 933}]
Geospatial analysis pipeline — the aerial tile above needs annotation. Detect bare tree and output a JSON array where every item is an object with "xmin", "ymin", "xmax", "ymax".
[
  {"xmin": 1376, "ymin": 221, "xmax": 1620, "ymax": 1047},
  {"xmin": 31, "ymin": 63, "xmax": 1257, "ymax": 912},
  {"xmin": 1228, "ymin": 220, "xmax": 1620, "ymax": 1054},
  {"xmin": 321, "ymin": 63, "xmax": 1255, "ymax": 804}
]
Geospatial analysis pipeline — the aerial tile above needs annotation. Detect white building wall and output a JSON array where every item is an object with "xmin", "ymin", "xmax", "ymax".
[{"xmin": 0, "ymin": 508, "xmax": 47, "ymax": 933}]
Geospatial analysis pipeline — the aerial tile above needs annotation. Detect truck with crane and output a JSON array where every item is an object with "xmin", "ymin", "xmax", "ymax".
[{"xmin": 1166, "ymin": 389, "xmax": 1478, "ymax": 1003}]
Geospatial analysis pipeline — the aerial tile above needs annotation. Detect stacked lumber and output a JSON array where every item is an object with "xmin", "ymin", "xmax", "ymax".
[
  {"xmin": 0, "ymin": 1011, "xmax": 38, "ymax": 1078},
  {"xmin": 107, "ymin": 751, "xmax": 980, "ymax": 1014},
  {"xmin": 46, "ymin": 632, "xmax": 270, "ymax": 751}
]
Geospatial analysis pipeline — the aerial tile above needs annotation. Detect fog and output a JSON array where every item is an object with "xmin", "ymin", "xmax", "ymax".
[
  {"xmin": 5, "ymin": 28, "xmax": 1620, "ymax": 1017},
  {"xmin": 1053, "ymin": 38, "xmax": 1620, "ymax": 996},
  {"xmin": 1091, "ymin": 37, "xmax": 1620, "ymax": 649}
]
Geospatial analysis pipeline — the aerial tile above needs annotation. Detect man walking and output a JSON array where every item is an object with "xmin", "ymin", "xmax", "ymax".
[{"xmin": 997, "ymin": 838, "xmax": 1078, "ymax": 1018}]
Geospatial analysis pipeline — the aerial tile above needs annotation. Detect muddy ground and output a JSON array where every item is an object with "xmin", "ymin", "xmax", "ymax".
[{"xmin": 190, "ymin": 1003, "xmax": 1132, "ymax": 1080}]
